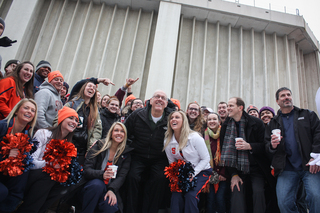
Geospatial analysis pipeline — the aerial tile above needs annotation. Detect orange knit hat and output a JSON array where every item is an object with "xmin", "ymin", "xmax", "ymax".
[
  {"xmin": 125, "ymin": 94, "xmax": 136, "ymax": 106},
  {"xmin": 171, "ymin": 98, "xmax": 181, "ymax": 110},
  {"xmin": 58, "ymin": 106, "xmax": 79, "ymax": 125},
  {"xmin": 48, "ymin": 70, "xmax": 64, "ymax": 83}
]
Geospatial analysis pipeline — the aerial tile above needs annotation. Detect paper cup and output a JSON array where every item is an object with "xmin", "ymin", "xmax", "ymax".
[
  {"xmin": 235, "ymin": 137, "xmax": 243, "ymax": 143},
  {"xmin": 109, "ymin": 165, "xmax": 118, "ymax": 178},
  {"xmin": 272, "ymin": 129, "xmax": 281, "ymax": 141},
  {"xmin": 235, "ymin": 137, "xmax": 242, "ymax": 148}
]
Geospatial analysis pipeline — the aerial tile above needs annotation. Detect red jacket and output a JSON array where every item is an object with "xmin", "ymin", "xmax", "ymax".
[{"xmin": 0, "ymin": 77, "xmax": 21, "ymax": 119}]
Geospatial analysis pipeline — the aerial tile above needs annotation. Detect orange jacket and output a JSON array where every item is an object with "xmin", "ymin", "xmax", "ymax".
[{"xmin": 0, "ymin": 77, "xmax": 21, "ymax": 119}]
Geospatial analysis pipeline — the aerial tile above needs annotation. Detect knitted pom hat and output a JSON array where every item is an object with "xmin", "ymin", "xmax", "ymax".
[
  {"xmin": 36, "ymin": 60, "xmax": 52, "ymax": 72},
  {"xmin": 259, "ymin": 106, "xmax": 275, "ymax": 117},
  {"xmin": 48, "ymin": 70, "xmax": 64, "ymax": 83},
  {"xmin": 58, "ymin": 106, "xmax": 79, "ymax": 125},
  {"xmin": 247, "ymin": 105, "xmax": 259, "ymax": 113}
]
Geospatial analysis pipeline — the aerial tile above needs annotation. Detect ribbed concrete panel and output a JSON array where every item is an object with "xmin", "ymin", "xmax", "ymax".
[
  {"xmin": 19, "ymin": 0, "xmax": 156, "ymax": 99},
  {"xmin": 173, "ymin": 16, "xmax": 312, "ymax": 111}
]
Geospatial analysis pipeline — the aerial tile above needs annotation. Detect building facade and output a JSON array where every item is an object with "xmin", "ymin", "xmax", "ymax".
[{"xmin": 0, "ymin": 0, "xmax": 319, "ymax": 111}]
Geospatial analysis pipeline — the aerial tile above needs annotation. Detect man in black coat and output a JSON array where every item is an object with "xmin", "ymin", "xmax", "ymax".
[
  {"xmin": 265, "ymin": 87, "xmax": 320, "ymax": 213},
  {"xmin": 220, "ymin": 97, "xmax": 274, "ymax": 213},
  {"xmin": 124, "ymin": 90, "xmax": 175, "ymax": 213}
]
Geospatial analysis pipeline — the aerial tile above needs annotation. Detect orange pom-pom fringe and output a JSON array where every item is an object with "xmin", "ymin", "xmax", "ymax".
[
  {"xmin": 42, "ymin": 139, "xmax": 77, "ymax": 183},
  {"xmin": 0, "ymin": 133, "xmax": 33, "ymax": 177}
]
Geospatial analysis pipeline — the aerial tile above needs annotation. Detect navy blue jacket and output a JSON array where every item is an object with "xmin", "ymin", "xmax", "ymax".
[{"xmin": 33, "ymin": 73, "xmax": 45, "ymax": 94}]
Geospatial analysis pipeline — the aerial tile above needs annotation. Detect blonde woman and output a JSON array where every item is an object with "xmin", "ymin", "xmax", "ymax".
[
  {"xmin": 81, "ymin": 122, "xmax": 133, "ymax": 213},
  {"xmin": 164, "ymin": 111, "xmax": 211, "ymax": 213},
  {"xmin": 0, "ymin": 98, "xmax": 37, "ymax": 212}
]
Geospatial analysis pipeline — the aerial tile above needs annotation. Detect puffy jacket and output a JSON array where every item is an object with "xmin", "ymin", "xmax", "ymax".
[
  {"xmin": 265, "ymin": 106, "xmax": 320, "ymax": 176},
  {"xmin": 34, "ymin": 81, "xmax": 63, "ymax": 129},
  {"xmin": 0, "ymin": 77, "xmax": 21, "ymax": 119},
  {"xmin": 124, "ymin": 101, "xmax": 175, "ymax": 159},
  {"xmin": 84, "ymin": 140, "xmax": 133, "ymax": 213}
]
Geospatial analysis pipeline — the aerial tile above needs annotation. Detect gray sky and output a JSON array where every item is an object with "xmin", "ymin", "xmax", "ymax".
[{"xmin": 237, "ymin": 0, "xmax": 320, "ymax": 42}]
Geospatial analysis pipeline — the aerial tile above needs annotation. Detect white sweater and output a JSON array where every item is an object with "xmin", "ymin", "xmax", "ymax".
[
  {"xmin": 164, "ymin": 132, "xmax": 210, "ymax": 176},
  {"xmin": 31, "ymin": 129, "xmax": 52, "ymax": 170}
]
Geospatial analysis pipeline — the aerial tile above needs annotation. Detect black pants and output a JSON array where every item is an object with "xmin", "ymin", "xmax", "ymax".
[
  {"xmin": 17, "ymin": 169, "xmax": 56, "ymax": 213},
  {"xmin": 125, "ymin": 155, "xmax": 168, "ymax": 213},
  {"xmin": 230, "ymin": 171, "xmax": 265, "ymax": 213},
  {"xmin": 0, "ymin": 171, "xmax": 29, "ymax": 212}
]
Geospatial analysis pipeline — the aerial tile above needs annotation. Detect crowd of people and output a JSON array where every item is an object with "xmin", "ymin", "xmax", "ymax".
[{"xmin": 0, "ymin": 17, "xmax": 320, "ymax": 213}]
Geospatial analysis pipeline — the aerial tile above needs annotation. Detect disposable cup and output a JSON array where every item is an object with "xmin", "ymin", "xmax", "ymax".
[
  {"xmin": 272, "ymin": 129, "xmax": 281, "ymax": 141},
  {"xmin": 235, "ymin": 137, "xmax": 242, "ymax": 148},
  {"xmin": 109, "ymin": 165, "xmax": 118, "ymax": 178}
]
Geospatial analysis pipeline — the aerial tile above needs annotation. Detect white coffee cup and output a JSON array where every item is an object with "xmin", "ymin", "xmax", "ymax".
[
  {"xmin": 272, "ymin": 129, "xmax": 281, "ymax": 141},
  {"xmin": 235, "ymin": 137, "xmax": 243, "ymax": 148},
  {"xmin": 109, "ymin": 165, "xmax": 118, "ymax": 178}
]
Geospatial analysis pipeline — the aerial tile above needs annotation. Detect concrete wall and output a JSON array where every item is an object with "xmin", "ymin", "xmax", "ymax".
[{"xmin": 0, "ymin": 0, "xmax": 319, "ymax": 112}]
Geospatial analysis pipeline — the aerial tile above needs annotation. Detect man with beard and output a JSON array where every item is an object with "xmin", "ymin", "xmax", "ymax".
[
  {"xmin": 33, "ymin": 60, "xmax": 52, "ymax": 94},
  {"xmin": 218, "ymin": 101, "xmax": 228, "ymax": 124},
  {"xmin": 265, "ymin": 87, "xmax": 320, "ymax": 213}
]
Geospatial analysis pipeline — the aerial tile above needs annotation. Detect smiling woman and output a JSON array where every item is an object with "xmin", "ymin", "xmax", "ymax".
[
  {"xmin": 0, "ymin": 61, "xmax": 34, "ymax": 119},
  {"xmin": 64, "ymin": 81, "xmax": 102, "ymax": 165},
  {"xmin": 0, "ymin": 98, "xmax": 37, "ymax": 212},
  {"xmin": 17, "ymin": 106, "xmax": 80, "ymax": 213},
  {"xmin": 164, "ymin": 110, "xmax": 212, "ymax": 213},
  {"xmin": 100, "ymin": 96, "xmax": 121, "ymax": 138},
  {"xmin": 81, "ymin": 122, "xmax": 133, "ymax": 213}
]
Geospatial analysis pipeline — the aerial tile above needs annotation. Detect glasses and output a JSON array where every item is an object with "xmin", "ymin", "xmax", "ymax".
[
  {"xmin": 188, "ymin": 107, "xmax": 199, "ymax": 111},
  {"xmin": 133, "ymin": 102, "xmax": 143, "ymax": 105},
  {"xmin": 153, "ymin": 95, "xmax": 167, "ymax": 101}
]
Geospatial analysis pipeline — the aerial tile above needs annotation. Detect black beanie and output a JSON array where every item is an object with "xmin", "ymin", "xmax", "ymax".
[{"xmin": 63, "ymin": 82, "xmax": 69, "ymax": 94}]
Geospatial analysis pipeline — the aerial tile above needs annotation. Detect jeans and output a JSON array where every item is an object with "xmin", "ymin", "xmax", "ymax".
[
  {"xmin": 81, "ymin": 179, "xmax": 118, "ymax": 213},
  {"xmin": 206, "ymin": 181, "xmax": 228, "ymax": 213},
  {"xmin": 276, "ymin": 170, "xmax": 320, "ymax": 213}
]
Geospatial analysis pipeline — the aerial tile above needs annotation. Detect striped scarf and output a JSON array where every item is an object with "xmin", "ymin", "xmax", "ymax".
[{"xmin": 220, "ymin": 116, "xmax": 249, "ymax": 173}]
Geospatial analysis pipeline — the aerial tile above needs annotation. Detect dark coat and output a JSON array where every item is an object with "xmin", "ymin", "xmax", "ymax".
[
  {"xmin": 100, "ymin": 108, "xmax": 120, "ymax": 139},
  {"xmin": 221, "ymin": 111, "xmax": 275, "ymax": 186},
  {"xmin": 265, "ymin": 106, "xmax": 320, "ymax": 176},
  {"xmin": 124, "ymin": 101, "xmax": 175, "ymax": 159},
  {"xmin": 33, "ymin": 73, "xmax": 45, "ymax": 94},
  {"xmin": 84, "ymin": 140, "xmax": 133, "ymax": 213}
]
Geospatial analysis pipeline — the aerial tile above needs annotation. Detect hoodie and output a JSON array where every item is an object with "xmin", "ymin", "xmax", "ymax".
[{"xmin": 34, "ymin": 81, "xmax": 63, "ymax": 129}]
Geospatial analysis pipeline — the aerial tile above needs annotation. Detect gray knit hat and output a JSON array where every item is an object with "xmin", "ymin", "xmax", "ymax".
[{"xmin": 36, "ymin": 60, "xmax": 52, "ymax": 72}]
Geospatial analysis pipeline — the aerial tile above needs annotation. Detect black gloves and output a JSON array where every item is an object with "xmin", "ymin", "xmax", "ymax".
[{"xmin": 0, "ymin": 36, "xmax": 16, "ymax": 47}]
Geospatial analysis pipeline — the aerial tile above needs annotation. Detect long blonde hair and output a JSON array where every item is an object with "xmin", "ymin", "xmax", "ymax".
[
  {"xmin": 6, "ymin": 98, "xmax": 38, "ymax": 137},
  {"xmin": 93, "ymin": 122, "xmax": 127, "ymax": 163},
  {"xmin": 164, "ymin": 111, "xmax": 194, "ymax": 151}
]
